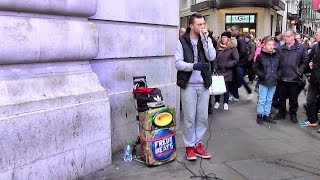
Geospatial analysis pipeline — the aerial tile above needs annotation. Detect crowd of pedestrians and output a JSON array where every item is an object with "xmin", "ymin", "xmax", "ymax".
[{"xmin": 175, "ymin": 13, "xmax": 320, "ymax": 161}]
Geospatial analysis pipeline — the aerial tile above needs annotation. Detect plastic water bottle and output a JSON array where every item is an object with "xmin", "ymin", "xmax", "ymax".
[{"xmin": 123, "ymin": 141, "xmax": 133, "ymax": 162}]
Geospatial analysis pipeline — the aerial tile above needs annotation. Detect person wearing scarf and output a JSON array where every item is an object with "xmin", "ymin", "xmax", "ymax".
[{"xmin": 213, "ymin": 32, "xmax": 239, "ymax": 110}]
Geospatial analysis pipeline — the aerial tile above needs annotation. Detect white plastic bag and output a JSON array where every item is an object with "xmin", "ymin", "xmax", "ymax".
[{"xmin": 209, "ymin": 75, "xmax": 227, "ymax": 95}]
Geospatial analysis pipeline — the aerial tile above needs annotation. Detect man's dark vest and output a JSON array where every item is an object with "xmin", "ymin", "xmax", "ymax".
[{"xmin": 177, "ymin": 29, "xmax": 212, "ymax": 89}]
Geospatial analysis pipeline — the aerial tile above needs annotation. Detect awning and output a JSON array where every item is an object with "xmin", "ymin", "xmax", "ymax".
[{"xmin": 313, "ymin": 0, "xmax": 320, "ymax": 11}]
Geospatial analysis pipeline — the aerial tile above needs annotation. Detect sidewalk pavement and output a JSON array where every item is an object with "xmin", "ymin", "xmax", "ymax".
[{"xmin": 81, "ymin": 86, "xmax": 320, "ymax": 180}]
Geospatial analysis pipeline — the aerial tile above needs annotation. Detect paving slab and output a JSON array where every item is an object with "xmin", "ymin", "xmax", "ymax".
[
  {"xmin": 264, "ymin": 151, "xmax": 320, "ymax": 177},
  {"xmin": 81, "ymin": 148, "xmax": 246, "ymax": 180},
  {"xmin": 226, "ymin": 159, "xmax": 294, "ymax": 180},
  {"xmin": 204, "ymin": 128, "xmax": 272, "ymax": 163},
  {"xmin": 290, "ymin": 176, "xmax": 320, "ymax": 180}
]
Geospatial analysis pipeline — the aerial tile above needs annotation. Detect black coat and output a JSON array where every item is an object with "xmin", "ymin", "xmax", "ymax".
[
  {"xmin": 307, "ymin": 42, "xmax": 320, "ymax": 85},
  {"xmin": 253, "ymin": 49, "xmax": 280, "ymax": 87},
  {"xmin": 278, "ymin": 41, "xmax": 308, "ymax": 82},
  {"xmin": 235, "ymin": 35, "xmax": 248, "ymax": 67}
]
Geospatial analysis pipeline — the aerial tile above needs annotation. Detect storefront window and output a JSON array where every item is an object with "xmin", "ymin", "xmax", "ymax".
[
  {"xmin": 276, "ymin": 14, "xmax": 283, "ymax": 33},
  {"xmin": 225, "ymin": 14, "xmax": 257, "ymax": 37},
  {"xmin": 180, "ymin": 16, "xmax": 189, "ymax": 29},
  {"xmin": 204, "ymin": 15, "xmax": 210, "ymax": 30},
  {"xmin": 192, "ymin": 0, "xmax": 206, "ymax": 4}
]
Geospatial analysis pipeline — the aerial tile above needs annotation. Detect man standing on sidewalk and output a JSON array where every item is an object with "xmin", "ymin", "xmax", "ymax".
[
  {"xmin": 300, "ymin": 29, "xmax": 320, "ymax": 129},
  {"xmin": 245, "ymin": 34, "xmax": 256, "ymax": 84},
  {"xmin": 273, "ymin": 29, "xmax": 308, "ymax": 123},
  {"xmin": 175, "ymin": 13, "xmax": 216, "ymax": 160},
  {"xmin": 230, "ymin": 25, "xmax": 253, "ymax": 101}
]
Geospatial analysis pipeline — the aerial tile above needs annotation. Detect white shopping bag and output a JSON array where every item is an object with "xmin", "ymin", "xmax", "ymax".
[{"xmin": 209, "ymin": 75, "xmax": 227, "ymax": 95}]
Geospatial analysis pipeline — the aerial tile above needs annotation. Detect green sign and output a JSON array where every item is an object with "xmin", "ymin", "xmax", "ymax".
[{"xmin": 226, "ymin": 15, "xmax": 256, "ymax": 24}]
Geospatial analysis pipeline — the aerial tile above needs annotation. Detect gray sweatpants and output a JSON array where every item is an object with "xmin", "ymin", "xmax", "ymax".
[{"xmin": 181, "ymin": 84, "xmax": 210, "ymax": 147}]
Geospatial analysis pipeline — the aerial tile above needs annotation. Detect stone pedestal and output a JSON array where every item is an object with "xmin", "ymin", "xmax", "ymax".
[
  {"xmin": 0, "ymin": 1, "xmax": 111, "ymax": 179},
  {"xmin": 0, "ymin": 0, "xmax": 180, "ymax": 179}
]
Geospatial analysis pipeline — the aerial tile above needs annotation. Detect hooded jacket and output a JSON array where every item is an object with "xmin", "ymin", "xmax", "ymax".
[
  {"xmin": 253, "ymin": 48, "xmax": 280, "ymax": 87},
  {"xmin": 215, "ymin": 37, "xmax": 239, "ymax": 82}
]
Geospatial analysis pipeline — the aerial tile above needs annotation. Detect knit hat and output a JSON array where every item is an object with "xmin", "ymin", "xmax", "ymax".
[
  {"xmin": 245, "ymin": 34, "xmax": 252, "ymax": 39},
  {"xmin": 275, "ymin": 31, "xmax": 281, "ymax": 37},
  {"xmin": 221, "ymin": 31, "xmax": 231, "ymax": 38}
]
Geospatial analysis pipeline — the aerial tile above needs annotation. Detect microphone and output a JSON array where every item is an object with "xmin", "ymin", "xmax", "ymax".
[{"xmin": 201, "ymin": 29, "xmax": 208, "ymax": 40}]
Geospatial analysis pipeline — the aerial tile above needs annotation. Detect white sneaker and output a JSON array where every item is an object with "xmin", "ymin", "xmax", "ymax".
[
  {"xmin": 224, "ymin": 103, "xmax": 229, "ymax": 110},
  {"xmin": 233, "ymin": 97, "xmax": 239, "ymax": 102},
  {"xmin": 229, "ymin": 95, "xmax": 234, "ymax": 101},
  {"xmin": 247, "ymin": 93, "xmax": 254, "ymax": 100},
  {"xmin": 214, "ymin": 102, "xmax": 220, "ymax": 109}
]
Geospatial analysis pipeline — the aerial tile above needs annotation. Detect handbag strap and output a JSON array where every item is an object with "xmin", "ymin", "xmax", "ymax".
[
  {"xmin": 217, "ymin": 50, "xmax": 225, "ymax": 58},
  {"xmin": 213, "ymin": 49, "xmax": 226, "ymax": 76}
]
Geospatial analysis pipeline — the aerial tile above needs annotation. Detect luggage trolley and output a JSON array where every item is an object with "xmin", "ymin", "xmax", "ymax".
[{"xmin": 132, "ymin": 76, "xmax": 177, "ymax": 166}]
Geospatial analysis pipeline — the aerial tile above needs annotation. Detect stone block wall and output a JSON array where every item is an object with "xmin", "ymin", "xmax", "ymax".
[
  {"xmin": 89, "ymin": 0, "xmax": 180, "ymax": 152},
  {"xmin": 0, "ymin": 0, "xmax": 111, "ymax": 179}
]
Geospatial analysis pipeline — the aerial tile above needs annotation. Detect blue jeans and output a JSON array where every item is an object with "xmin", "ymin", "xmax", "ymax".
[
  {"xmin": 235, "ymin": 66, "xmax": 245, "ymax": 88},
  {"xmin": 257, "ymin": 84, "xmax": 276, "ymax": 116}
]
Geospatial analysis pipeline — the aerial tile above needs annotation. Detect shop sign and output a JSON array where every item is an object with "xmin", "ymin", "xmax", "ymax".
[{"xmin": 226, "ymin": 14, "xmax": 255, "ymax": 24}]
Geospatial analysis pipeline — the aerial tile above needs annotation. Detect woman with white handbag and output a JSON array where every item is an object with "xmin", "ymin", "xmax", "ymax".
[{"xmin": 213, "ymin": 31, "xmax": 239, "ymax": 110}]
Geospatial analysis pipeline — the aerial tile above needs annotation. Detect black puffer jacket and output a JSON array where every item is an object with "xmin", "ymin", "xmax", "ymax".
[
  {"xmin": 278, "ymin": 41, "xmax": 308, "ymax": 82},
  {"xmin": 235, "ymin": 35, "xmax": 248, "ymax": 67},
  {"xmin": 253, "ymin": 49, "xmax": 280, "ymax": 87},
  {"xmin": 307, "ymin": 42, "xmax": 320, "ymax": 85}
]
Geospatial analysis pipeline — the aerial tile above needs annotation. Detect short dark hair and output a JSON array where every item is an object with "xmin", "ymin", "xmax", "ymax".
[
  {"xmin": 189, "ymin": 13, "xmax": 204, "ymax": 25},
  {"xmin": 231, "ymin": 25, "xmax": 240, "ymax": 31},
  {"xmin": 263, "ymin": 36, "xmax": 275, "ymax": 44}
]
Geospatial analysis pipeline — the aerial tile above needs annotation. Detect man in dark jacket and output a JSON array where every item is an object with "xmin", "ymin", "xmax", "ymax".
[
  {"xmin": 245, "ymin": 34, "xmax": 256, "ymax": 83},
  {"xmin": 273, "ymin": 29, "xmax": 308, "ymax": 123},
  {"xmin": 230, "ymin": 25, "xmax": 253, "ymax": 101},
  {"xmin": 272, "ymin": 32, "xmax": 283, "ymax": 108},
  {"xmin": 175, "ymin": 13, "xmax": 216, "ymax": 160},
  {"xmin": 299, "ymin": 29, "xmax": 320, "ymax": 128}
]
